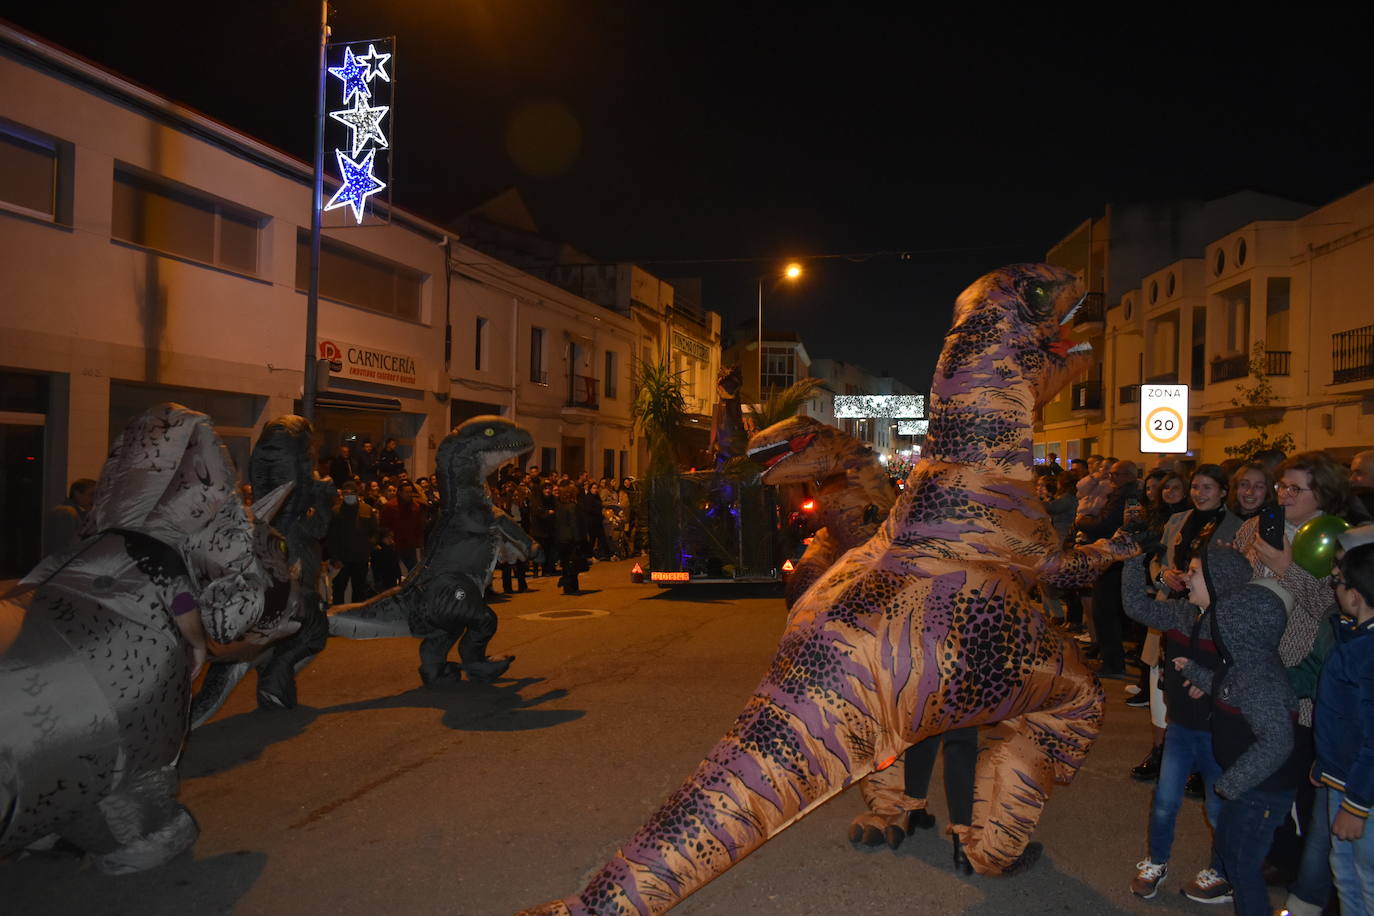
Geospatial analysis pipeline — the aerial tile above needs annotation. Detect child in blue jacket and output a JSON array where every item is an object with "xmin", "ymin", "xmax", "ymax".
[{"xmin": 1314, "ymin": 542, "xmax": 1374, "ymax": 914}]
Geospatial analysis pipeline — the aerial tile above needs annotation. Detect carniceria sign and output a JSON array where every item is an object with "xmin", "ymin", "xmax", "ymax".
[{"xmin": 319, "ymin": 338, "xmax": 418, "ymax": 387}]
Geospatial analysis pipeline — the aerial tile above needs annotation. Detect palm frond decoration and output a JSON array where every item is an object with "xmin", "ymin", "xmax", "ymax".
[
  {"xmin": 633, "ymin": 358, "xmax": 688, "ymax": 477},
  {"xmin": 753, "ymin": 376, "xmax": 825, "ymax": 431}
]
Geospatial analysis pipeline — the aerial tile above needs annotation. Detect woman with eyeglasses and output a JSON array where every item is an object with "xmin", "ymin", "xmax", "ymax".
[{"xmin": 1230, "ymin": 451, "xmax": 1352, "ymax": 896}]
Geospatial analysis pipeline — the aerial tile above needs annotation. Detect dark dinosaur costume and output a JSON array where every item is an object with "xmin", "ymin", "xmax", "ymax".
[
  {"xmin": 189, "ymin": 415, "xmax": 336, "ymax": 727},
  {"xmin": 746, "ymin": 415, "xmax": 896, "ymax": 609},
  {"xmin": 709, "ymin": 365, "xmax": 747, "ymax": 468},
  {"xmin": 517, "ymin": 264, "xmax": 1141, "ymax": 915},
  {"xmin": 0, "ymin": 404, "xmax": 300, "ymax": 873},
  {"xmin": 328, "ymin": 416, "xmax": 533, "ymax": 684}
]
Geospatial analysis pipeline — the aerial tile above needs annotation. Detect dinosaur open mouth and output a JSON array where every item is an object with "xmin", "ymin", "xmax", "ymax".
[{"xmin": 747, "ymin": 432, "xmax": 816, "ymax": 468}]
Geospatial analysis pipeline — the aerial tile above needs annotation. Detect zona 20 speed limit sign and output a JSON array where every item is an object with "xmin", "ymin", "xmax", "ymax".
[{"xmin": 1139, "ymin": 383, "xmax": 1189, "ymax": 454}]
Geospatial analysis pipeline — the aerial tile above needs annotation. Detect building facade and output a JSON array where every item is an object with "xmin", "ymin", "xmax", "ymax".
[{"xmin": 0, "ymin": 27, "xmax": 649, "ymax": 578}]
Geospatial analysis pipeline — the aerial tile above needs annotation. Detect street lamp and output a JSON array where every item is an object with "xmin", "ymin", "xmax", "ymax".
[{"xmin": 757, "ymin": 261, "xmax": 804, "ymax": 405}]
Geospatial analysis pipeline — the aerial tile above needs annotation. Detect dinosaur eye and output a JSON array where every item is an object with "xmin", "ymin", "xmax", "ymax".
[{"xmin": 484, "ymin": 428, "xmax": 495, "ymax": 437}]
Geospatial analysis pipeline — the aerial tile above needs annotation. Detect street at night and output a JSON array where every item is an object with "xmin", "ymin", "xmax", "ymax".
[{"xmin": 8, "ymin": 559, "xmax": 1224, "ymax": 915}]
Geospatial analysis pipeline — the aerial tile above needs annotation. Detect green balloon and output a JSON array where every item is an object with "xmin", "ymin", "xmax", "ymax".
[{"xmin": 1292, "ymin": 515, "xmax": 1351, "ymax": 578}]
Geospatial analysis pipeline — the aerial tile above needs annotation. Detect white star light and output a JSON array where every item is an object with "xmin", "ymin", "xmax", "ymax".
[
  {"xmin": 329, "ymin": 96, "xmax": 389, "ymax": 157},
  {"xmin": 324, "ymin": 148, "xmax": 387, "ymax": 223},
  {"xmin": 356, "ymin": 44, "xmax": 391, "ymax": 84}
]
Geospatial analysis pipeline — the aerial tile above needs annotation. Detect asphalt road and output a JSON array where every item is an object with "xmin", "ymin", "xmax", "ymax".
[{"xmin": 4, "ymin": 559, "xmax": 1282, "ymax": 915}]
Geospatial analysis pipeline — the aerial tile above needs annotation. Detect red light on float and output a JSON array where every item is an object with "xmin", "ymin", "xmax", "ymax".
[
  {"xmin": 650, "ymin": 571, "xmax": 690, "ymax": 582},
  {"xmin": 782, "ymin": 559, "xmax": 795, "ymax": 573},
  {"xmin": 801, "ymin": 499, "xmax": 815, "ymax": 512},
  {"xmin": 630, "ymin": 562, "xmax": 645, "ymax": 583}
]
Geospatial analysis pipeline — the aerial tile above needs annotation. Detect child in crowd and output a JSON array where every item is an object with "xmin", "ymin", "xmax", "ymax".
[
  {"xmin": 1172, "ymin": 545, "xmax": 1299, "ymax": 916},
  {"xmin": 1313, "ymin": 541, "xmax": 1374, "ymax": 915}
]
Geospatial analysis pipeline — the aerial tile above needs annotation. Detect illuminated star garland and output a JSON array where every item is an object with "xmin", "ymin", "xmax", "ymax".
[
  {"xmin": 324, "ymin": 148, "xmax": 386, "ymax": 223},
  {"xmin": 328, "ymin": 46, "xmax": 371, "ymax": 106},
  {"xmin": 356, "ymin": 43, "xmax": 391, "ymax": 83},
  {"xmin": 329, "ymin": 96, "xmax": 389, "ymax": 157}
]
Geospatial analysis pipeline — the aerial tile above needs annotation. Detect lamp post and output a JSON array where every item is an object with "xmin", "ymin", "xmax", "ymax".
[{"xmin": 757, "ymin": 262, "xmax": 803, "ymax": 406}]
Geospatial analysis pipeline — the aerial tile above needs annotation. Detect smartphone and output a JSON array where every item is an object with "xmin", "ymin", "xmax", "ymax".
[{"xmin": 1258, "ymin": 504, "xmax": 1285, "ymax": 550}]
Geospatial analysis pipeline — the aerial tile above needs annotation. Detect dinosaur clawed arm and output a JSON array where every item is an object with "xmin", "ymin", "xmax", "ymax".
[{"xmin": 1035, "ymin": 530, "xmax": 1141, "ymax": 590}]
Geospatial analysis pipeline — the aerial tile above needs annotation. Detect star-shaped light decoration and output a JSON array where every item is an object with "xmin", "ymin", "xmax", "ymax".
[
  {"xmin": 328, "ymin": 46, "xmax": 371, "ymax": 106},
  {"xmin": 329, "ymin": 96, "xmax": 389, "ymax": 157},
  {"xmin": 356, "ymin": 43, "xmax": 391, "ymax": 84},
  {"xmin": 324, "ymin": 148, "xmax": 386, "ymax": 223}
]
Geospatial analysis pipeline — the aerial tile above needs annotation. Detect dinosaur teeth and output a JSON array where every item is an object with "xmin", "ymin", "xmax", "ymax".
[
  {"xmin": 1067, "ymin": 341, "xmax": 1093, "ymax": 355},
  {"xmin": 1059, "ymin": 294, "xmax": 1085, "ymax": 327}
]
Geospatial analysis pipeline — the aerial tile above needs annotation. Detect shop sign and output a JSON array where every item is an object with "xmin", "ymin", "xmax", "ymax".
[
  {"xmin": 318, "ymin": 338, "xmax": 418, "ymax": 386},
  {"xmin": 672, "ymin": 331, "xmax": 710, "ymax": 362}
]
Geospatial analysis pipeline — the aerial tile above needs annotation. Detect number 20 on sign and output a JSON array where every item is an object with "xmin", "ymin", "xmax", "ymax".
[{"xmin": 1139, "ymin": 384, "xmax": 1189, "ymax": 454}]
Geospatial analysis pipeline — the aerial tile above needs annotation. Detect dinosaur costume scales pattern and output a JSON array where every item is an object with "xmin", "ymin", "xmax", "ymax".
[
  {"xmin": 517, "ymin": 264, "xmax": 1140, "ymax": 914},
  {"xmin": 328, "ymin": 416, "xmax": 533, "ymax": 684}
]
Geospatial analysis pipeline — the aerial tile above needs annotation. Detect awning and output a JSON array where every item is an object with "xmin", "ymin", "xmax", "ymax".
[{"xmin": 315, "ymin": 391, "xmax": 403, "ymax": 412}]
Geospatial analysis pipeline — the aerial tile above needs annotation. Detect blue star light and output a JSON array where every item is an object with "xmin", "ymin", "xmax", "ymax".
[
  {"xmin": 324, "ymin": 148, "xmax": 386, "ymax": 223},
  {"xmin": 328, "ymin": 46, "xmax": 371, "ymax": 106},
  {"xmin": 356, "ymin": 44, "xmax": 391, "ymax": 84},
  {"xmin": 329, "ymin": 97, "xmax": 389, "ymax": 157}
]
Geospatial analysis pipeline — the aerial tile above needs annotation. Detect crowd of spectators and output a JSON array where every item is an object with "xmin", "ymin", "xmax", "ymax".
[
  {"xmin": 244, "ymin": 439, "xmax": 645, "ymax": 603},
  {"xmin": 1036, "ymin": 447, "xmax": 1374, "ymax": 913}
]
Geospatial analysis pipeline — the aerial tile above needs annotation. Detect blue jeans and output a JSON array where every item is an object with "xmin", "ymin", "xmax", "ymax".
[
  {"xmin": 1290, "ymin": 784, "xmax": 1332, "ymax": 908},
  {"xmin": 1148, "ymin": 723, "xmax": 1224, "ymax": 870},
  {"xmin": 1217, "ymin": 786, "xmax": 1296, "ymax": 916},
  {"xmin": 1329, "ymin": 787, "xmax": 1374, "ymax": 916}
]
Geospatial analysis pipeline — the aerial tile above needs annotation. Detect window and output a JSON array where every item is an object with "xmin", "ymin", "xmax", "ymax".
[
  {"xmin": 603, "ymin": 448, "xmax": 615, "ymax": 480},
  {"xmin": 540, "ymin": 446, "xmax": 557, "ymax": 471},
  {"xmin": 295, "ymin": 232, "xmax": 423, "ymax": 320},
  {"xmin": 0, "ymin": 121, "xmax": 70, "ymax": 222},
  {"xmin": 475, "ymin": 317, "xmax": 488, "ymax": 370},
  {"xmin": 604, "ymin": 350, "xmax": 618, "ymax": 399},
  {"xmin": 1166, "ymin": 272, "xmax": 1176, "ymax": 297},
  {"xmin": 530, "ymin": 327, "xmax": 547, "ymax": 383},
  {"xmin": 761, "ymin": 346, "xmax": 796, "ymax": 392},
  {"xmin": 115, "ymin": 167, "xmax": 263, "ymax": 274},
  {"xmin": 1236, "ymin": 238, "xmax": 1248, "ymax": 266},
  {"xmin": 1214, "ymin": 247, "xmax": 1226, "ymax": 276}
]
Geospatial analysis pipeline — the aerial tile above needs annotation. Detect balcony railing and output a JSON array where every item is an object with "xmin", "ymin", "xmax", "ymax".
[
  {"xmin": 1333, "ymin": 325, "xmax": 1374, "ymax": 384},
  {"xmin": 1210, "ymin": 354, "xmax": 1249, "ymax": 384},
  {"xmin": 1072, "ymin": 292, "xmax": 1105, "ymax": 329},
  {"xmin": 566, "ymin": 373, "xmax": 599, "ymax": 410},
  {"xmin": 1119, "ymin": 385, "xmax": 1139, "ymax": 405},
  {"xmin": 1266, "ymin": 350, "xmax": 1291, "ymax": 377},
  {"xmin": 1071, "ymin": 381, "xmax": 1102, "ymax": 411},
  {"xmin": 1145, "ymin": 371, "xmax": 1179, "ymax": 385}
]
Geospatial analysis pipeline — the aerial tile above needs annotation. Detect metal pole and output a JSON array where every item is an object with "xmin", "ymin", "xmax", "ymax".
[
  {"xmin": 303, "ymin": 0, "xmax": 329, "ymax": 421},
  {"xmin": 756, "ymin": 277, "xmax": 763, "ymax": 407}
]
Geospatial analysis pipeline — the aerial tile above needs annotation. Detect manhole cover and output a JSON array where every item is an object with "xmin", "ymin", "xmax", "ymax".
[{"xmin": 518, "ymin": 608, "xmax": 609, "ymax": 621}]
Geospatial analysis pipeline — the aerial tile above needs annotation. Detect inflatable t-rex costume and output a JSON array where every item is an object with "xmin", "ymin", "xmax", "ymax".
[
  {"xmin": 189, "ymin": 415, "xmax": 336, "ymax": 727},
  {"xmin": 746, "ymin": 415, "xmax": 896, "ymax": 608},
  {"xmin": 518, "ymin": 264, "xmax": 1139, "ymax": 914},
  {"xmin": 328, "ymin": 416, "xmax": 533, "ymax": 685},
  {"xmin": 0, "ymin": 404, "xmax": 300, "ymax": 873}
]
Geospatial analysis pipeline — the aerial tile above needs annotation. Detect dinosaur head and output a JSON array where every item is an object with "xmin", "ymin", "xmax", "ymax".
[
  {"xmin": 439, "ymin": 415, "xmax": 536, "ymax": 482},
  {"xmin": 937, "ymin": 263, "xmax": 1090, "ymax": 410},
  {"xmin": 747, "ymin": 415, "xmax": 858, "ymax": 485},
  {"xmin": 717, "ymin": 365, "xmax": 743, "ymax": 399}
]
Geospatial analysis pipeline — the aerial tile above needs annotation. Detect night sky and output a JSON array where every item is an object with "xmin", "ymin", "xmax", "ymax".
[{"xmin": 4, "ymin": 3, "xmax": 1372, "ymax": 388}]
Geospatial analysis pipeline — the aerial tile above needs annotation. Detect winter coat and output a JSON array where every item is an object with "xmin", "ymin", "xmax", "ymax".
[{"xmin": 1315, "ymin": 614, "xmax": 1374, "ymax": 819}]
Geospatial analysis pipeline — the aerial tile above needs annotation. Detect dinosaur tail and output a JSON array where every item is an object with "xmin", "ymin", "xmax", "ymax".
[
  {"xmin": 517, "ymin": 681, "xmax": 875, "ymax": 915},
  {"xmin": 326, "ymin": 585, "xmax": 412, "ymax": 638}
]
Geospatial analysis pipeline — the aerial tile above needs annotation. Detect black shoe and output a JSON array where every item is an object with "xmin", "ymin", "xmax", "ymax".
[
  {"xmin": 463, "ymin": 655, "xmax": 514, "ymax": 683},
  {"xmin": 418, "ymin": 661, "xmax": 463, "ymax": 686},
  {"xmin": 1125, "ymin": 691, "xmax": 1151, "ymax": 708},
  {"xmin": 952, "ymin": 835, "xmax": 974, "ymax": 876},
  {"xmin": 1130, "ymin": 746, "xmax": 1162, "ymax": 782},
  {"xmin": 1184, "ymin": 772, "xmax": 1205, "ymax": 799}
]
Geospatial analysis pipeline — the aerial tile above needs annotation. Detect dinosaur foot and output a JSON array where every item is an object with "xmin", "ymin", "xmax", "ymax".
[
  {"xmin": 90, "ymin": 806, "xmax": 198, "ymax": 875},
  {"xmin": 1000, "ymin": 842, "xmax": 1043, "ymax": 878},
  {"xmin": 848, "ymin": 808, "xmax": 929, "ymax": 849},
  {"xmin": 463, "ymin": 655, "xmax": 514, "ymax": 683},
  {"xmin": 419, "ymin": 662, "xmax": 464, "ymax": 686}
]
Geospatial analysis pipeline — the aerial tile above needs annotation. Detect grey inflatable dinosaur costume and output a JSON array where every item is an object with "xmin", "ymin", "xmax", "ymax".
[
  {"xmin": 189, "ymin": 415, "xmax": 335, "ymax": 728},
  {"xmin": 328, "ymin": 416, "xmax": 533, "ymax": 685},
  {"xmin": 0, "ymin": 404, "xmax": 300, "ymax": 873}
]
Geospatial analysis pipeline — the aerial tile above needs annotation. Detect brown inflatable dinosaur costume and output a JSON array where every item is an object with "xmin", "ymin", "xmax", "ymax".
[
  {"xmin": 746, "ymin": 415, "xmax": 897, "ymax": 608},
  {"xmin": 517, "ymin": 264, "xmax": 1140, "ymax": 914}
]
